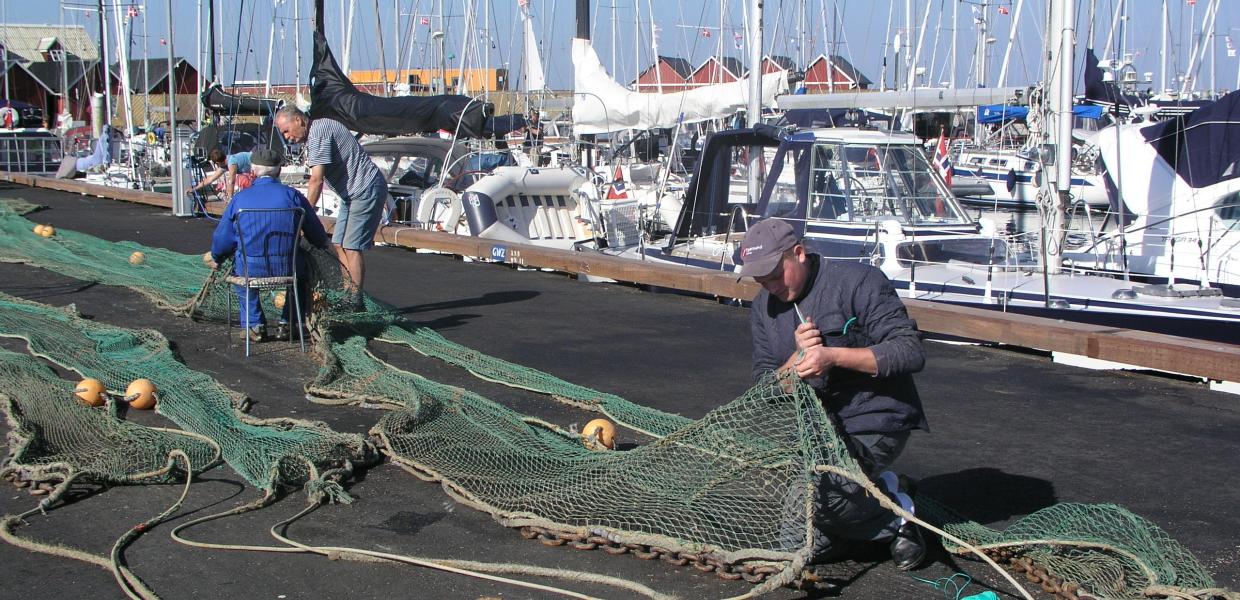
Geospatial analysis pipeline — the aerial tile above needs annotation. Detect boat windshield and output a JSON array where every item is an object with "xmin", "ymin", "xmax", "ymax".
[{"xmin": 806, "ymin": 142, "xmax": 969, "ymax": 225}]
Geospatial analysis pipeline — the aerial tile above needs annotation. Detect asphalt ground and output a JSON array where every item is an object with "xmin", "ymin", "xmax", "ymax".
[{"xmin": 1, "ymin": 183, "xmax": 1237, "ymax": 600}]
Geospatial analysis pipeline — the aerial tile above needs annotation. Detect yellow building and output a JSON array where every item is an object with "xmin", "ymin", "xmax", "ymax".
[{"xmin": 349, "ymin": 68, "xmax": 509, "ymax": 92}]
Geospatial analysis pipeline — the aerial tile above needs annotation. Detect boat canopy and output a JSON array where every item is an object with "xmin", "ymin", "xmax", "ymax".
[
  {"xmin": 571, "ymin": 38, "xmax": 787, "ymax": 135},
  {"xmin": 309, "ymin": 32, "xmax": 492, "ymax": 138},
  {"xmin": 976, "ymin": 104, "xmax": 1103, "ymax": 124},
  {"xmin": 1140, "ymin": 89, "xmax": 1240, "ymax": 189},
  {"xmin": 670, "ymin": 126, "xmax": 786, "ymax": 243}
]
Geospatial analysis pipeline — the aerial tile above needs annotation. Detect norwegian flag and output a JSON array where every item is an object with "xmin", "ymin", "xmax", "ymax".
[
  {"xmin": 934, "ymin": 130, "xmax": 953, "ymax": 188},
  {"xmin": 606, "ymin": 165, "xmax": 628, "ymax": 200},
  {"xmin": 734, "ymin": 31, "xmax": 743, "ymax": 50},
  {"xmin": 419, "ymin": 16, "xmax": 430, "ymax": 26},
  {"xmin": 701, "ymin": 28, "xmax": 712, "ymax": 38},
  {"xmin": 127, "ymin": 6, "xmax": 140, "ymax": 18},
  {"xmin": 997, "ymin": 5, "xmax": 1009, "ymax": 15}
]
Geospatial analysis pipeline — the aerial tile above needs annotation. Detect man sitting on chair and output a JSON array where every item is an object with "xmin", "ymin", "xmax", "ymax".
[{"xmin": 208, "ymin": 149, "xmax": 330, "ymax": 342}]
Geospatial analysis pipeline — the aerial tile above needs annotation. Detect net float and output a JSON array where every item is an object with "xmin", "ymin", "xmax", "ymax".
[
  {"xmin": 125, "ymin": 378, "xmax": 158, "ymax": 410},
  {"xmin": 74, "ymin": 378, "xmax": 107, "ymax": 407},
  {"xmin": 582, "ymin": 418, "xmax": 616, "ymax": 451}
]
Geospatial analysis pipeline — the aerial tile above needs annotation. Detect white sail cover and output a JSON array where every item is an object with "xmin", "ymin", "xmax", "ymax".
[
  {"xmin": 571, "ymin": 38, "xmax": 787, "ymax": 134},
  {"xmin": 521, "ymin": 4, "xmax": 547, "ymax": 91}
]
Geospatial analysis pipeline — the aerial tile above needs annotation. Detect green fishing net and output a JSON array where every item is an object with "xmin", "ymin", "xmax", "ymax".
[{"xmin": 0, "ymin": 198, "xmax": 1230, "ymax": 599}]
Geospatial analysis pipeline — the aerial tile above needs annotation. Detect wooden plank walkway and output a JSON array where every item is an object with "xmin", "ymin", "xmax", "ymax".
[{"xmin": 5, "ymin": 171, "xmax": 1238, "ymax": 384}]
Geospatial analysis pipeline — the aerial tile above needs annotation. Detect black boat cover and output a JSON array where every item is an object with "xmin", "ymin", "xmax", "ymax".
[
  {"xmin": 309, "ymin": 31, "xmax": 492, "ymax": 138},
  {"xmin": 670, "ymin": 125, "xmax": 786, "ymax": 243},
  {"xmin": 1140, "ymin": 89, "xmax": 1240, "ymax": 189},
  {"xmin": 201, "ymin": 84, "xmax": 283, "ymax": 116}
]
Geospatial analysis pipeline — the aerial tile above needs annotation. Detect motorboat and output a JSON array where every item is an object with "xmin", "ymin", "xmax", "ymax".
[{"xmin": 595, "ymin": 124, "xmax": 1240, "ymax": 343}]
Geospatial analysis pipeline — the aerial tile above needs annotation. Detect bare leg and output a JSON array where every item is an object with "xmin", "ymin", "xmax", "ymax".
[{"xmin": 335, "ymin": 245, "xmax": 365, "ymax": 293}]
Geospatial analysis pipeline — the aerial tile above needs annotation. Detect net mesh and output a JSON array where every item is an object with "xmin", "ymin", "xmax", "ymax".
[
  {"xmin": 0, "ymin": 348, "xmax": 220, "ymax": 486},
  {"xmin": 0, "ymin": 198, "xmax": 1230, "ymax": 598}
]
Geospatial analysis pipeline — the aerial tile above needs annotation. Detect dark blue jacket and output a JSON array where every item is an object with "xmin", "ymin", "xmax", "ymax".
[
  {"xmin": 210, "ymin": 177, "xmax": 329, "ymax": 276},
  {"xmin": 751, "ymin": 255, "xmax": 928, "ymax": 434}
]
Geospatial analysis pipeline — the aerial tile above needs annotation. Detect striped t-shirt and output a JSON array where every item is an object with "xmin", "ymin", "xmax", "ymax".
[{"xmin": 305, "ymin": 117, "xmax": 385, "ymax": 200}]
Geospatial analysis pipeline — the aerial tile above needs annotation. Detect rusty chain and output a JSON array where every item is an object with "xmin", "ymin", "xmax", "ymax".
[{"xmin": 518, "ymin": 524, "xmax": 784, "ymax": 584}]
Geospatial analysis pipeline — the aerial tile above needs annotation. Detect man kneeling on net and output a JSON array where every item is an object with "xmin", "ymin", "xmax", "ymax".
[
  {"xmin": 208, "ymin": 149, "xmax": 330, "ymax": 342},
  {"xmin": 740, "ymin": 217, "xmax": 929, "ymax": 571}
]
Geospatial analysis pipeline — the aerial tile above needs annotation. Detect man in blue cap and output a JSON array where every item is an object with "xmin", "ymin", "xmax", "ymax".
[
  {"xmin": 739, "ymin": 217, "xmax": 929, "ymax": 571},
  {"xmin": 209, "ymin": 148, "xmax": 330, "ymax": 341}
]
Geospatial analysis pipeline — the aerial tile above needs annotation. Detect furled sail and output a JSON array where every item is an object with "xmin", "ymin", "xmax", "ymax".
[
  {"xmin": 309, "ymin": 31, "xmax": 492, "ymax": 138},
  {"xmin": 201, "ymin": 84, "xmax": 283, "ymax": 116},
  {"xmin": 571, "ymin": 38, "xmax": 787, "ymax": 135},
  {"xmin": 520, "ymin": 3, "xmax": 546, "ymax": 91}
]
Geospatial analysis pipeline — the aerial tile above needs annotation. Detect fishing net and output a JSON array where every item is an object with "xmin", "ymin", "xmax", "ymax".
[
  {"xmin": 0, "ymin": 198, "xmax": 1233, "ymax": 599},
  {"xmin": 0, "ymin": 348, "xmax": 220, "ymax": 488}
]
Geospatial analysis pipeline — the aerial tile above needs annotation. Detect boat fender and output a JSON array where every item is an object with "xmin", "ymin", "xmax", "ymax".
[{"xmin": 462, "ymin": 190, "xmax": 501, "ymax": 236}]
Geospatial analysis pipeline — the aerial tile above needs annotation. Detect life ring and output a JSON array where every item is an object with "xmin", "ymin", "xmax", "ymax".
[
  {"xmin": 146, "ymin": 131, "xmax": 157, "ymax": 145},
  {"xmin": 0, "ymin": 107, "xmax": 18, "ymax": 128}
]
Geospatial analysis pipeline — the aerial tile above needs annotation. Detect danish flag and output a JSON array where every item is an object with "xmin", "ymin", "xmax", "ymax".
[
  {"xmin": 606, "ymin": 165, "xmax": 628, "ymax": 200},
  {"xmin": 419, "ymin": 16, "xmax": 430, "ymax": 26},
  {"xmin": 934, "ymin": 129, "xmax": 953, "ymax": 188},
  {"xmin": 997, "ymin": 5, "xmax": 1009, "ymax": 15}
]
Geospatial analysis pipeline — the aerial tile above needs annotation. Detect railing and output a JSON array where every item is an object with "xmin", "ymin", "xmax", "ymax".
[{"xmin": 0, "ymin": 136, "xmax": 63, "ymax": 174}]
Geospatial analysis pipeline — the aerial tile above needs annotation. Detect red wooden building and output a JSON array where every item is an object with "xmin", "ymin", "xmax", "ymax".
[
  {"xmin": 802, "ymin": 54, "xmax": 872, "ymax": 92},
  {"xmin": 0, "ymin": 24, "xmax": 101, "ymax": 126},
  {"xmin": 687, "ymin": 56, "xmax": 745, "ymax": 86},
  {"xmin": 631, "ymin": 56, "xmax": 694, "ymax": 93}
]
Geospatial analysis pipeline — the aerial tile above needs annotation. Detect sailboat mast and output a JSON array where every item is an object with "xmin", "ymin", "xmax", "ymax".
[
  {"xmin": 99, "ymin": 0, "xmax": 113, "ymax": 125},
  {"xmin": 375, "ymin": 0, "xmax": 389, "ymax": 95},
  {"xmin": 141, "ymin": 0, "xmax": 149, "ymax": 128},
  {"xmin": 1042, "ymin": 0, "xmax": 1074, "ymax": 277},
  {"xmin": 997, "ymin": 0, "xmax": 1024, "ymax": 88},
  {"xmin": 745, "ymin": 0, "xmax": 761, "ymax": 202},
  {"xmin": 195, "ymin": 0, "xmax": 202, "ymax": 128},
  {"xmin": 294, "ymin": 0, "xmax": 302, "ymax": 99},
  {"xmin": 206, "ymin": 0, "xmax": 216, "ymax": 83},
  {"xmin": 950, "ymin": 0, "xmax": 957, "ymax": 88},
  {"xmin": 1160, "ymin": 0, "xmax": 1168, "ymax": 93},
  {"xmin": 265, "ymin": 4, "xmax": 276, "ymax": 96},
  {"xmin": 167, "ymin": 0, "xmax": 187, "ymax": 217}
]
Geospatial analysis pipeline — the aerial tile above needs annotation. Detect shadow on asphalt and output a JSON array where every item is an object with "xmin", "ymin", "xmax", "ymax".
[{"xmin": 918, "ymin": 467, "xmax": 1058, "ymax": 524}]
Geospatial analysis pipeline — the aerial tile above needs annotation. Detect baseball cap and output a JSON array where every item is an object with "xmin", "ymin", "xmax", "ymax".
[
  {"xmin": 251, "ymin": 148, "xmax": 284, "ymax": 167},
  {"xmin": 737, "ymin": 218, "xmax": 798, "ymax": 278}
]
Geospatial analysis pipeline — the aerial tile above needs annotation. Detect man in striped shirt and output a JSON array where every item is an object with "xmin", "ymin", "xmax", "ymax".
[{"xmin": 275, "ymin": 105, "xmax": 388, "ymax": 297}]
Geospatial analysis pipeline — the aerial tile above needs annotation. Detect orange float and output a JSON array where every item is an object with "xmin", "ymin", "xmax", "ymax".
[
  {"xmin": 125, "ymin": 379, "xmax": 158, "ymax": 410},
  {"xmin": 74, "ymin": 378, "xmax": 107, "ymax": 407},
  {"xmin": 582, "ymin": 418, "xmax": 616, "ymax": 451}
]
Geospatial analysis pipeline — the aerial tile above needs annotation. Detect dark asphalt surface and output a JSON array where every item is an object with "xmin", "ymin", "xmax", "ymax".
[{"xmin": 1, "ymin": 184, "xmax": 1237, "ymax": 600}]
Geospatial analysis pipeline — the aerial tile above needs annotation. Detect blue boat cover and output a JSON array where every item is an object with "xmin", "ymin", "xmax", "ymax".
[
  {"xmin": 1140, "ymin": 89, "xmax": 1240, "ymax": 189},
  {"xmin": 977, "ymin": 104, "xmax": 1102, "ymax": 124}
]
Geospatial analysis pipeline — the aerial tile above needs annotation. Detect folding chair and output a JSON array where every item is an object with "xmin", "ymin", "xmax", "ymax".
[{"xmin": 225, "ymin": 207, "xmax": 307, "ymax": 356}]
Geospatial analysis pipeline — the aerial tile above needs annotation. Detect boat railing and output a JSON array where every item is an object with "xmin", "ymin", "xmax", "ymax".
[{"xmin": 0, "ymin": 134, "xmax": 63, "ymax": 173}]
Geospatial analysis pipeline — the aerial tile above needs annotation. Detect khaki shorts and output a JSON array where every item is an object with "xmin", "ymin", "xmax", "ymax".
[{"xmin": 332, "ymin": 182, "xmax": 388, "ymax": 250}]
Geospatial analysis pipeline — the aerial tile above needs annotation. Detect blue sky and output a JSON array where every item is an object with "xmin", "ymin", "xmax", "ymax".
[{"xmin": 6, "ymin": 1, "xmax": 1237, "ymax": 94}]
